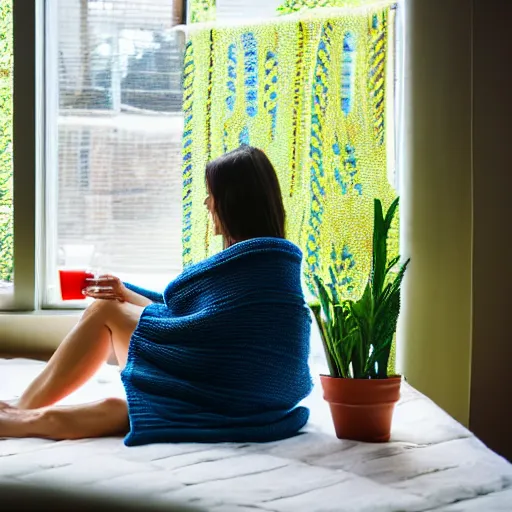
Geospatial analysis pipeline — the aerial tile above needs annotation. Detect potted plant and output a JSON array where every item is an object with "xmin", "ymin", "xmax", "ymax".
[{"xmin": 310, "ymin": 197, "xmax": 410, "ymax": 442}]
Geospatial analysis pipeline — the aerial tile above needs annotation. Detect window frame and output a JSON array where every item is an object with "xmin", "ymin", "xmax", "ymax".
[
  {"xmin": 1, "ymin": 0, "xmax": 43, "ymax": 312},
  {"xmin": 2, "ymin": 0, "xmax": 188, "ymax": 312}
]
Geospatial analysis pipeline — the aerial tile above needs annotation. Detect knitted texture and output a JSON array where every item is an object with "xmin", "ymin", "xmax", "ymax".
[{"xmin": 121, "ymin": 238, "xmax": 313, "ymax": 447}]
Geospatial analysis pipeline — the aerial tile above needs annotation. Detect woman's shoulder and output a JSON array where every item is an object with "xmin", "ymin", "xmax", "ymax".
[
  {"xmin": 225, "ymin": 237, "xmax": 303, "ymax": 260},
  {"xmin": 166, "ymin": 238, "xmax": 303, "ymax": 294},
  {"xmin": 202, "ymin": 238, "xmax": 303, "ymax": 274},
  {"xmin": 241, "ymin": 237, "xmax": 302, "ymax": 252}
]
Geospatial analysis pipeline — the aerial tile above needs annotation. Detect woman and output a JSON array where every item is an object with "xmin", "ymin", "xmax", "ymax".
[{"xmin": 0, "ymin": 146, "xmax": 313, "ymax": 445}]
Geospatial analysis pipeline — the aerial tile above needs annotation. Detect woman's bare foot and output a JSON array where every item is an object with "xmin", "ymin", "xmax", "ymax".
[{"xmin": 0, "ymin": 401, "xmax": 43, "ymax": 438}]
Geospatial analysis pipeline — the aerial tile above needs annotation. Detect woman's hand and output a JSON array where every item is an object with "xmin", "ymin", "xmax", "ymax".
[{"xmin": 83, "ymin": 274, "xmax": 129, "ymax": 302}]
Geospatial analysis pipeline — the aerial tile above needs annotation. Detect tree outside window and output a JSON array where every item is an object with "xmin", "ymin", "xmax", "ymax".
[{"xmin": 0, "ymin": 0, "xmax": 12, "ymax": 287}]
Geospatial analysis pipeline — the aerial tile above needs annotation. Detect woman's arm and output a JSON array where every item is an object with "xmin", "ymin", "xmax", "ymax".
[
  {"xmin": 123, "ymin": 282, "xmax": 164, "ymax": 305},
  {"xmin": 84, "ymin": 276, "xmax": 164, "ymax": 306},
  {"xmin": 121, "ymin": 287, "xmax": 154, "ymax": 307}
]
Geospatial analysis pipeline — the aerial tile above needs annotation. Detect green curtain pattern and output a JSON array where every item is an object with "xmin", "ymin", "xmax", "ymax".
[
  {"xmin": 277, "ymin": 0, "xmax": 396, "ymax": 16},
  {"xmin": 0, "ymin": 1, "xmax": 13, "ymax": 283}
]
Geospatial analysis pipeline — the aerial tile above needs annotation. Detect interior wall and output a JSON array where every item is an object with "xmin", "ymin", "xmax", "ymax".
[
  {"xmin": 470, "ymin": 0, "xmax": 512, "ymax": 461},
  {"xmin": 398, "ymin": 0, "xmax": 473, "ymax": 426}
]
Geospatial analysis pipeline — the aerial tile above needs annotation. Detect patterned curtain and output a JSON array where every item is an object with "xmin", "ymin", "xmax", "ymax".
[
  {"xmin": 276, "ymin": 0, "xmax": 393, "ymax": 15},
  {"xmin": 188, "ymin": 0, "xmax": 216, "ymax": 23},
  {"xmin": 182, "ymin": 3, "xmax": 398, "ymax": 300}
]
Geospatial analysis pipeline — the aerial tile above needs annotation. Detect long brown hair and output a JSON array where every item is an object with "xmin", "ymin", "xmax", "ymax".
[{"xmin": 205, "ymin": 146, "xmax": 286, "ymax": 245}]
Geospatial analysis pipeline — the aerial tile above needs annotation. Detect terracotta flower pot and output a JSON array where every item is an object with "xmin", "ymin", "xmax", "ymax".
[{"xmin": 320, "ymin": 375, "xmax": 401, "ymax": 442}]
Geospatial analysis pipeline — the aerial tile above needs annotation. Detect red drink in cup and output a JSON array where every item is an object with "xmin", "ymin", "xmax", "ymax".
[{"xmin": 59, "ymin": 270, "xmax": 95, "ymax": 301}]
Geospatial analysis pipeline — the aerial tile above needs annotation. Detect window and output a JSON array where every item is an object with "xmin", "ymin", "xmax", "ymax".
[
  {"xmin": 43, "ymin": 0, "xmax": 186, "ymax": 306},
  {"xmin": 2, "ymin": 0, "xmax": 291, "ymax": 311},
  {"xmin": 0, "ymin": 1, "xmax": 12, "ymax": 305},
  {"xmin": 215, "ymin": 0, "xmax": 281, "ymax": 21},
  {"xmin": 3, "ymin": 0, "xmax": 400, "ymax": 313}
]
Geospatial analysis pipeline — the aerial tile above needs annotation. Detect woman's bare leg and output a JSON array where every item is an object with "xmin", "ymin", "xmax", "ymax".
[
  {"xmin": 0, "ymin": 398, "xmax": 129, "ymax": 439},
  {"xmin": 17, "ymin": 300, "xmax": 143, "ymax": 410}
]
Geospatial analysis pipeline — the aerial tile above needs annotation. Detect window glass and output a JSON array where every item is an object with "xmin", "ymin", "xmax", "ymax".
[{"xmin": 44, "ymin": 0, "xmax": 184, "ymax": 305}]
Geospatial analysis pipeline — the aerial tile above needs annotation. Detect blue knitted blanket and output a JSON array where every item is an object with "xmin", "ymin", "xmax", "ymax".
[{"xmin": 121, "ymin": 238, "xmax": 313, "ymax": 446}]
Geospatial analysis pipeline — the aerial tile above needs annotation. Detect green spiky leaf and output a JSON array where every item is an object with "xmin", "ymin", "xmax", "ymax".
[{"xmin": 310, "ymin": 196, "xmax": 408, "ymax": 380}]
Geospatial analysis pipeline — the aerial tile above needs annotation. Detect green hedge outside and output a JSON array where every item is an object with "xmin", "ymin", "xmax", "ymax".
[{"xmin": 0, "ymin": 0, "xmax": 12, "ymax": 283}]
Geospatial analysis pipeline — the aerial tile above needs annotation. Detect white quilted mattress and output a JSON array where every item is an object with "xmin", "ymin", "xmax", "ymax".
[{"xmin": 1, "ymin": 358, "xmax": 511, "ymax": 511}]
